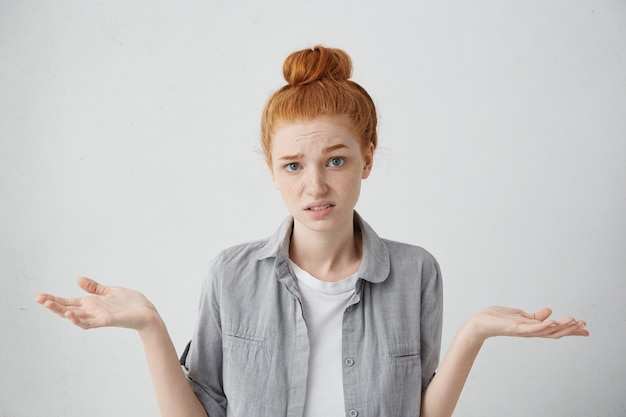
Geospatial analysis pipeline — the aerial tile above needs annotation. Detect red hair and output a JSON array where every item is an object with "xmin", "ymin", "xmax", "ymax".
[{"xmin": 261, "ymin": 46, "xmax": 378, "ymax": 165}]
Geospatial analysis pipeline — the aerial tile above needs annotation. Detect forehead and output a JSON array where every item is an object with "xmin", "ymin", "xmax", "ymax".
[{"xmin": 271, "ymin": 116, "xmax": 360, "ymax": 152}]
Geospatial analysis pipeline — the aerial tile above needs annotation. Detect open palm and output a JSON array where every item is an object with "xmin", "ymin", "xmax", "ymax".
[
  {"xmin": 36, "ymin": 277, "xmax": 157, "ymax": 331},
  {"xmin": 472, "ymin": 306, "xmax": 589, "ymax": 340}
]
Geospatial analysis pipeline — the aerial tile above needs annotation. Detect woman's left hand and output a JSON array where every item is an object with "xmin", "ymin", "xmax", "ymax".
[
  {"xmin": 466, "ymin": 306, "xmax": 589, "ymax": 341},
  {"xmin": 421, "ymin": 307, "xmax": 588, "ymax": 417}
]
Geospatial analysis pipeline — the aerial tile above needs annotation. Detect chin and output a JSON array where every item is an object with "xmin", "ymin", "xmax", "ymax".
[{"xmin": 295, "ymin": 210, "xmax": 353, "ymax": 231}]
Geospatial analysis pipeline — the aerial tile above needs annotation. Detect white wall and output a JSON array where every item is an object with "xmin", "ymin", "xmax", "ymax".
[{"xmin": 1, "ymin": 1, "xmax": 625, "ymax": 416}]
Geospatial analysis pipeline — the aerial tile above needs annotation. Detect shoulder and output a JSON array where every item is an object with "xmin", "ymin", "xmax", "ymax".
[
  {"xmin": 357, "ymin": 213, "xmax": 441, "ymax": 285},
  {"xmin": 382, "ymin": 238, "xmax": 440, "ymax": 269},
  {"xmin": 209, "ymin": 238, "xmax": 270, "ymax": 274},
  {"xmin": 379, "ymin": 238, "xmax": 442, "ymax": 294},
  {"xmin": 202, "ymin": 238, "xmax": 278, "ymax": 302},
  {"xmin": 215, "ymin": 238, "xmax": 268, "ymax": 262}
]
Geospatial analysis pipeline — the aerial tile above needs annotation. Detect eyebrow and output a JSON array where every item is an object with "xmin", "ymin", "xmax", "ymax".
[
  {"xmin": 277, "ymin": 153, "xmax": 304, "ymax": 161},
  {"xmin": 322, "ymin": 144, "xmax": 349, "ymax": 153},
  {"xmin": 277, "ymin": 144, "xmax": 349, "ymax": 161}
]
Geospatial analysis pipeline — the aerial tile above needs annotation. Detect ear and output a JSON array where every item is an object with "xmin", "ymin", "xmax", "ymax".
[{"xmin": 361, "ymin": 142, "xmax": 374, "ymax": 179}]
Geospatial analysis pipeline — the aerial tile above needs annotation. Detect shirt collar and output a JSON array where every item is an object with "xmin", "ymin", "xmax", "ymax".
[{"xmin": 256, "ymin": 211, "xmax": 391, "ymax": 284}]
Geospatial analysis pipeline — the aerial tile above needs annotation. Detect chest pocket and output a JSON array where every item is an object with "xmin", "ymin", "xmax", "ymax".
[
  {"xmin": 387, "ymin": 342, "xmax": 421, "ymax": 376},
  {"xmin": 222, "ymin": 327, "xmax": 273, "ymax": 403}
]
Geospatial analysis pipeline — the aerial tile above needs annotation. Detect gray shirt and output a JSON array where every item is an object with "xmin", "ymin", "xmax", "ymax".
[{"xmin": 182, "ymin": 212, "xmax": 443, "ymax": 417}]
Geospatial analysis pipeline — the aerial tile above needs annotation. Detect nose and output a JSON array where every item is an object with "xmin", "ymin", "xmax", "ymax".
[{"xmin": 304, "ymin": 167, "xmax": 328, "ymax": 196}]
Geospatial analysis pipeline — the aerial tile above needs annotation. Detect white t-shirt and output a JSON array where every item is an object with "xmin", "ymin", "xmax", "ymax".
[{"xmin": 289, "ymin": 260, "xmax": 359, "ymax": 417}]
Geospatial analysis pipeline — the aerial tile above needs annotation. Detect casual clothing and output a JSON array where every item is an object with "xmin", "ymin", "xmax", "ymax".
[
  {"xmin": 289, "ymin": 260, "xmax": 359, "ymax": 417},
  {"xmin": 181, "ymin": 212, "xmax": 443, "ymax": 417}
]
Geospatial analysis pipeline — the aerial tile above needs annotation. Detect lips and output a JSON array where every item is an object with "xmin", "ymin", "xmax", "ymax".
[
  {"xmin": 305, "ymin": 201, "xmax": 335, "ymax": 211},
  {"xmin": 308, "ymin": 204, "xmax": 333, "ymax": 211}
]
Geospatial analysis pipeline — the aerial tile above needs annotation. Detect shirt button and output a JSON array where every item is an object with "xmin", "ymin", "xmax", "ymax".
[
  {"xmin": 348, "ymin": 410, "xmax": 358, "ymax": 417},
  {"xmin": 344, "ymin": 358, "xmax": 355, "ymax": 367}
]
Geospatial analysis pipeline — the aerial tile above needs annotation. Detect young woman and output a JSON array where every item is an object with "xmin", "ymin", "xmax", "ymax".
[{"xmin": 36, "ymin": 46, "xmax": 588, "ymax": 417}]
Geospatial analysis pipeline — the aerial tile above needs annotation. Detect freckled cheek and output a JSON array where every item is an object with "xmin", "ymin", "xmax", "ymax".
[
  {"xmin": 348, "ymin": 178, "xmax": 361, "ymax": 198},
  {"xmin": 280, "ymin": 181, "xmax": 304, "ymax": 202},
  {"xmin": 336, "ymin": 178, "xmax": 361, "ymax": 199}
]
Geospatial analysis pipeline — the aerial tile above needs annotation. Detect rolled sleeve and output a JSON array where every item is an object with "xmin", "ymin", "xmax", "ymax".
[
  {"xmin": 181, "ymin": 256, "xmax": 227, "ymax": 417},
  {"xmin": 420, "ymin": 256, "xmax": 443, "ymax": 391}
]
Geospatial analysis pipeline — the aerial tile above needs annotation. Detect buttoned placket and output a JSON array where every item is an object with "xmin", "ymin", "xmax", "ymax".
[
  {"xmin": 256, "ymin": 212, "xmax": 395, "ymax": 417},
  {"xmin": 275, "ymin": 255, "xmax": 310, "ymax": 417},
  {"xmin": 341, "ymin": 279, "xmax": 364, "ymax": 417}
]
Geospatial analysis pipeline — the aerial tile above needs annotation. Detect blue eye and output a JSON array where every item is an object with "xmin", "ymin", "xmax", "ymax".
[
  {"xmin": 328, "ymin": 157, "xmax": 345, "ymax": 167},
  {"xmin": 285, "ymin": 162, "xmax": 300, "ymax": 171}
]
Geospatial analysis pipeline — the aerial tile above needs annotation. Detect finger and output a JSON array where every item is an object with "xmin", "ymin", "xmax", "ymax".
[
  {"xmin": 545, "ymin": 321, "xmax": 589, "ymax": 338},
  {"xmin": 40, "ymin": 299, "xmax": 69, "ymax": 318},
  {"xmin": 533, "ymin": 319, "xmax": 589, "ymax": 338},
  {"xmin": 37, "ymin": 291, "xmax": 86, "ymax": 307},
  {"xmin": 77, "ymin": 277, "xmax": 109, "ymax": 296},
  {"xmin": 65, "ymin": 310, "xmax": 101, "ymax": 330},
  {"xmin": 35, "ymin": 293, "xmax": 53, "ymax": 305},
  {"xmin": 556, "ymin": 316, "xmax": 577, "ymax": 326},
  {"xmin": 532, "ymin": 308, "xmax": 553, "ymax": 322},
  {"xmin": 518, "ymin": 321, "xmax": 558, "ymax": 337},
  {"xmin": 576, "ymin": 326, "xmax": 590, "ymax": 336},
  {"xmin": 514, "ymin": 308, "xmax": 550, "ymax": 322},
  {"xmin": 42, "ymin": 299, "xmax": 82, "ymax": 318},
  {"xmin": 65, "ymin": 311, "xmax": 90, "ymax": 329}
]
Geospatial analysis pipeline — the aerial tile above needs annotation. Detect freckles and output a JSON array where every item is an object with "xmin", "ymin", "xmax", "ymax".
[{"xmin": 287, "ymin": 182, "xmax": 301, "ymax": 195}]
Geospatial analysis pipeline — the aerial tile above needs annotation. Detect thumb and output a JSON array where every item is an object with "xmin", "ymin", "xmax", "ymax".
[
  {"xmin": 532, "ymin": 307, "xmax": 553, "ymax": 322},
  {"xmin": 77, "ymin": 277, "xmax": 109, "ymax": 296}
]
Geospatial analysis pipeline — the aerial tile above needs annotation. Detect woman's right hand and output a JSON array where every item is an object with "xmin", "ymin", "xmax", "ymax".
[
  {"xmin": 37, "ymin": 278, "xmax": 209, "ymax": 417},
  {"xmin": 36, "ymin": 277, "xmax": 159, "ymax": 331}
]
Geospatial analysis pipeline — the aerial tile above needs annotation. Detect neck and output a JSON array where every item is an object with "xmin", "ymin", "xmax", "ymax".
[{"xmin": 289, "ymin": 215, "xmax": 362, "ymax": 282}]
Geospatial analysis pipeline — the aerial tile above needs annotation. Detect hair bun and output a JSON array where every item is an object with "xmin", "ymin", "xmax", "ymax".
[{"xmin": 283, "ymin": 45, "xmax": 352, "ymax": 86}]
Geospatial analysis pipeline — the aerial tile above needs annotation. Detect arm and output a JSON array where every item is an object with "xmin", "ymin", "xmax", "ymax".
[
  {"xmin": 420, "ymin": 306, "xmax": 589, "ymax": 417},
  {"xmin": 36, "ymin": 277, "xmax": 208, "ymax": 417}
]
